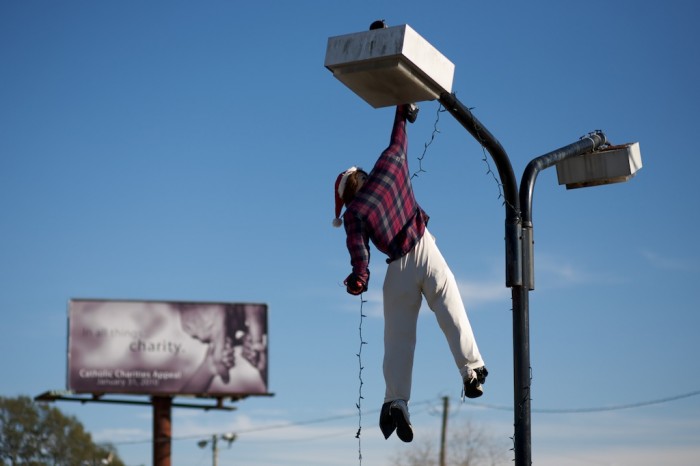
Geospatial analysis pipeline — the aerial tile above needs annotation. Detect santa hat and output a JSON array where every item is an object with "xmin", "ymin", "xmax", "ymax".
[{"xmin": 333, "ymin": 166, "xmax": 358, "ymax": 227}]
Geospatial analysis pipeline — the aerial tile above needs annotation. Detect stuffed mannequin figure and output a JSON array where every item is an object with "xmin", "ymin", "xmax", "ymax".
[{"xmin": 333, "ymin": 104, "xmax": 488, "ymax": 443}]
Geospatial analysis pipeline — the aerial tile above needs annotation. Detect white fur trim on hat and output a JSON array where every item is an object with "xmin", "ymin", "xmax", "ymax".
[{"xmin": 337, "ymin": 167, "xmax": 357, "ymax": 199}]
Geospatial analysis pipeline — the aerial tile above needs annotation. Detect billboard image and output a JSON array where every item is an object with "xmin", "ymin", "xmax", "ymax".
[{"xmin": 67, "ymin": 299, "xmax": 268, "ymax": 396}]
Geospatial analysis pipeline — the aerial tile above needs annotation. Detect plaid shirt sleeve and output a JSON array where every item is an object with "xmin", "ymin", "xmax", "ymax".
[
  {"xmin": 343, "ymin": 210, "xmax": 370, "ymax": 285},
  {"xmin": 340, "ymin": 106, "xmax": 411, "ymax": 287}
]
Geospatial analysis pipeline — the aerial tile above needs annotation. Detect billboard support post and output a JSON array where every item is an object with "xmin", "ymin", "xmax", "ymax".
[{"xmin": 153, "ymin": 396, "xmax": 172, "ymax": 466}]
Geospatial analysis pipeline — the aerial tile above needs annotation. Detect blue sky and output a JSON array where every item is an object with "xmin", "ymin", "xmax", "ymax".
[{"xmin": 2, "ymin": 1, "xmax": 699, "ymax": 465}]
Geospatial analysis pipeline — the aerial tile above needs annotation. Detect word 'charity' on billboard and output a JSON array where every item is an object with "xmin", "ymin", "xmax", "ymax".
[{"xmin": 67, "ymin": 299, "xmax": 269, "ymax": 397}]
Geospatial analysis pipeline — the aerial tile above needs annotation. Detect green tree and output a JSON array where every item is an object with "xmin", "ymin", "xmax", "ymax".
[{"xmin": 0, "ymin": 396, "xmax": 125, "ymax": 466}]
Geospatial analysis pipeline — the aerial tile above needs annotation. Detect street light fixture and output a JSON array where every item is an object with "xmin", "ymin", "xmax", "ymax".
[
  {"xmin": 556, "ymin": 141, "xmax": 642, "ymax": 189},
  {"xmin": 197, "ymin": 433, "xmax": 237, "ymax": 466},
  {"xmin": 325, "ymin": 24, "xmax": 455, "ymax": 108}
]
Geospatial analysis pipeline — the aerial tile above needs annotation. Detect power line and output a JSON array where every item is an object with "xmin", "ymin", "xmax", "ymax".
[
  {"xmin": 533, "ymin": 389, "xmax": 700, "ymax": 414},
  {"xmin": 105, "ymin": 389, "xmax": 699, "ymax": 447},
  {"xmin": 462, "ymin": 389, "xmax": 700, "ymax": 414}
]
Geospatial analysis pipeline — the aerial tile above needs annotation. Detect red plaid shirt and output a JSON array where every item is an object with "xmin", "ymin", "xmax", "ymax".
[{"xmin": 342, "ymin": 106, "xmax": 429, "ymax": 286}]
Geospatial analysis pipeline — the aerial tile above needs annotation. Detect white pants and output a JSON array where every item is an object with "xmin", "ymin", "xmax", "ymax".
[{"xmin": 382, "ymin": 229, "xmax": 484, "ymax": 403}]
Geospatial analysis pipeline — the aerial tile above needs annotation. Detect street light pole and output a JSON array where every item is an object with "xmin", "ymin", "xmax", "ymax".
[
  {"xmin": 513, "ymin": 131, "xmax": 609, "ymax": 466},
  {"xmin": 198, "ymin": 432, "xmax": 237, "ymax": 466},
  {"xmin": 438, "ymin": 93, "xmax": 521, "ymax": 287},
  {"xmin": 439, "ymin": 92, "xmax": 613, "ymax": 466},
  {"xmin": 439, "ymin": 92, "xmax": 533, "ymax": 465}
]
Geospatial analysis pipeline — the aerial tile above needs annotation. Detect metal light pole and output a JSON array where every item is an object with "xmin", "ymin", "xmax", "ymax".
[
  {"xmin": 439, "ymin": 92, "xmax": 619, "ymax": 466},
  {"xmin": 514, "ymin": 130, "xmax": 609, "ymax": 466},
  {"xmin": 520, "ymin": 131, "xmax": 610, "ymax": 292},
  {"xmin": 439, "ymin": 92, "xmax": 531, "ymax": 464}
]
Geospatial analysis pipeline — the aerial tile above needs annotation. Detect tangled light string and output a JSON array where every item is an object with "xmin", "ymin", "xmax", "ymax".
[
  {"xmin": 355, "ymin": 293, "xmax": 367, "ymax": 464},
  {"xmin": 411, "ymin": 103, "xmax": 447, "ymax": 180}
]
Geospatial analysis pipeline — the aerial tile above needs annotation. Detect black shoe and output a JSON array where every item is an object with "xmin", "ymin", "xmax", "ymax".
[
  {"xmin": 379, "ymin": 402, "xmax": 396, "ymax": 439},
  {"xmin": 406, "ymin": 103, "xmax": 419, "ymax": 123},
  {"xmin": 391, "ymin": 400, "xmax": 413, "ymax": 442},
  {"xmin": 379, "ymin": 400, "xmax": 414, "ymax": 442},
  {"xmin": 463, "ymin": 366, "xmax": 488, "ymax": 399}
]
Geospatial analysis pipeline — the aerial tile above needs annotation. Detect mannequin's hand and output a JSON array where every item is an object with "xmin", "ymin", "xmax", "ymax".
[{"xmin": 344, "ymin": 273, "xmax": 367, "ymax": 295}]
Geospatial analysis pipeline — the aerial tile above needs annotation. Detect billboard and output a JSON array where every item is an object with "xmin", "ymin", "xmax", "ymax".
[{"xmin": 67, "ymin": 299, "xmax": 268, "ymax": 396}]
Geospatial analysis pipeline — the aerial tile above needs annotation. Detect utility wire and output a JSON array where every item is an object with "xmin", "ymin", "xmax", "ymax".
[
  {"xmin": 532, "ymin": 389, "xmax": 700, "ymax": 414},
  {"xmin": 462, "ymin": 389, "xmax": 700, "ymax": 414},
  {"xmin": 105, "ymin": 390, "xmax": 700, "ymax": 447}
]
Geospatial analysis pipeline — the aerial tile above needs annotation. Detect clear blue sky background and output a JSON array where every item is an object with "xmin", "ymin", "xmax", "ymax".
[{"xmin": 2, "ymin": 1, "xmax": 699, "ymax": 465}]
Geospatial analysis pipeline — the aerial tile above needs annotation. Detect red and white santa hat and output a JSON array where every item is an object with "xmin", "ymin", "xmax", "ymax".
[{"xmin": 333, "ymin": 166, "xmax": 358, "ymax": 227}]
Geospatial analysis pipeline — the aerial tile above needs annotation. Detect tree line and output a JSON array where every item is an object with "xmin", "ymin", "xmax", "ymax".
[{"xmin": 0, "ymin": 396, "xmax": 126, "ymax": 466}]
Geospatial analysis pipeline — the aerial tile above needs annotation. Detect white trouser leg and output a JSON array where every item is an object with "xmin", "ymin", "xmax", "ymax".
[
  {"xmin": 382, "ymin": 251, "xmax": 421, "ymax": 403},
  {"xmin": 382, "ymin": 229, "xmax": 484, "ymax": 403},
  {"xmin": 418, "ymin": 230, "xmax": 484, "ymax": 372}
]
